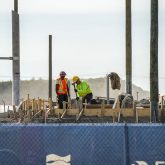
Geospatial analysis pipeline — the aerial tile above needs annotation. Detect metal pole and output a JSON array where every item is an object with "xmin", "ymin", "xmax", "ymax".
[
  {"xmin": 136, "ymin": 91, "xmax": 139, "ymax": 101},
  {"xmin": 126, "ymin": 0, "xmax": 132, "ymax": 95},
  {"xmin": 107, "ymin": 75, "xmax": 109, "ymax": 105},
  {"xmin": 49, "ymin": 35, "xmax": 52, "ymax": 100},
  {"xmin": 0, "ymin": 57, "xmax": 13, "ymax": 60},
  {"xmin": 12, "ymin": 0, "xmax": 20, "ymax": 106},
  {"xmin": 14, "ymin": 0, "xmax": 18, "ymax": 13},
  {"xmin": 150, "ymin": 0, "xmax": 159, "ymax": 122},
  {"xmin": 123, "ymin": 124, "xmax": 130, "ymax": 165}
]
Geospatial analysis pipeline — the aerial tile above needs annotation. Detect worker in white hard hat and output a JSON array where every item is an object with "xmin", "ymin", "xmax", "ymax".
[
  {"xmin": 56, "ymin": 71, "xmax": 70, "ymax": 109},
  {"xmin": 72, "ymin": 76, "xmax": 93, "ymax": 103}
]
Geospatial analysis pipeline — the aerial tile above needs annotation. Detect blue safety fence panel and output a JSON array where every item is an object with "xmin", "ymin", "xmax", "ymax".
[
  {"xmin": 0, "ymin": 125, "xmax": 22, "ymax": 165},
  {"xmin": 128, "ymin": 124, "xmax": 165, "ymax": 165},
  {"xmin": 0, "ymin": 124, "xmax": 125, "ymax": 165},
  {"xmin": 0, "ymin": 123, "xmax": 165, "ymax": 165},
  {"xmin": 42, "ymin": 124, "xmax": 125, "ymax": 165},
  {"xmin": 0, "ymin": 124, "xmax": 45, "ymax": 165}
]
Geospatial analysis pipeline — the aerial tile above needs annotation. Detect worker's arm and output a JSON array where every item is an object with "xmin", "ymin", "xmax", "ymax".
[
  {"xmin": 55, "ymin": 79, "xmax": 59, "ymax": 95},
  {"xmin": 67, "ymin": 80, "xmax": 70, "ymax": 96},
  {"xmin": 55, "ymin": 84, "xmax": 58, "ymax": 95}
]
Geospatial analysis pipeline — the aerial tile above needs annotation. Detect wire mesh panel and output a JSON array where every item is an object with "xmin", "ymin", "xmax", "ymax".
[
  {"xmin": 0, "ymin": 124, "xmax": 165, "ymax": 165},
  {"xmin": 42, "ymin": 124, "xmax": 125, "ymax": 165},
  {"xmin": 0, "ymin": 124, "xmax": 45, "ymax": 165},
  {"xmin": 128, "ymin": 124, "xmax": 165, "ymax": 165},
  {"xmin": 0, "ymin": 124, "xmax": 125, "ymax": 165}
]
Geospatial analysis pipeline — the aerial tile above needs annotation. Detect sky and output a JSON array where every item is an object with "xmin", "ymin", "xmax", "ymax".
[{"xmin": 0, "ymin": 0, "xmax": 165, "ymax": 94}]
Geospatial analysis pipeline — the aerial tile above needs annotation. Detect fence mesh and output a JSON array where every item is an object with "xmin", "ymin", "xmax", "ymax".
[{"xmin": 0, "ymin": 123, "xmax": 164, "ymax": 165}]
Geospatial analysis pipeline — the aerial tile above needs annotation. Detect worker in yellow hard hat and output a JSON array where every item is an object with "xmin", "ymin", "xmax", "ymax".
[{"xmin": 72, "ymin": 76, "xmax": 93, "ymax": 103}]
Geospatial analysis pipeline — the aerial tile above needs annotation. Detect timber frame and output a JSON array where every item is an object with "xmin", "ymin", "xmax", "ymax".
[{"xmin": 6, "ymin": 94, "xmax": 165, "ymax": 123}]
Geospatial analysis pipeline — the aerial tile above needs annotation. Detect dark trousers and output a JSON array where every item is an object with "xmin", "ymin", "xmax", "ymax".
[
  {"xmin": 82, "ymin": 93, "xmax": 93, "ymax": 104},
  {"xmin": 58, "ymin": 94, "xmax": 68, "ymax": 109}
]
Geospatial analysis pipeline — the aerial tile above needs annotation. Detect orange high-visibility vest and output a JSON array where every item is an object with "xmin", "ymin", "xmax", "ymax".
[{"xmin": 57, "ymin": 78, "xmax": 68, "ymax": 94}]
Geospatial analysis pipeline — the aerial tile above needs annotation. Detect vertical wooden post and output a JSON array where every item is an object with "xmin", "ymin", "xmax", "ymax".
[
  {"xmin": 27, "ymin": 94, "xmax": 31, "ymax": 121},
  {"xmin": 41, "ymin": 99, "xmax": 43, "ymax": 116},
  {"xmin": 37, "ymin": 97, "xmax": 40, "ymax": 113},
  {"xmin": 27, "ymin": 94, "xmax": 30, "ymax": 111},
  {"xmin": 25, "ymin": 100, "xmax": 27, "ymax": 115},
  {"xmin": 136, "ymin": 92, "xmax": 139, "ymax": 101},
  {"xmin": 106, "ymin": 75, "xmax": 110, "ymax": 105},
  {"xmin": 23, "ymin": 100, "xmax": 26, "ymax": 115},
  {"xmin": 126, "ymin": 0, "xmax": 132, "ymax": 95},
  {"xmin": 112, "ymin": 110, "xmax": 115, "ymax": 123},
  {"xmin": 13, "ymin": 105, "xmax": 18, "ymax": 120},
  {"xmin": 49, "ymin": 98, "xmax": 53, "ymax": 115},
  {"xmin": 7, "ymin": 106, "xmax": 10, "ymax": 118},
  {"xmin": 161, "ymin": 96, "xmax": 164, "ymax": 123},
  {"xmin": 61, "ymin": 101, "xmax": 67, "ymax": 119},
  {"xmin": 19, "ymin": 99, "xmax": 23, "ymax": 120},
  {"xmin": 133, "ymin": 101, "xmax": 137, "ymax": 122},
  {"xmin": 44, "ymin": 100, "xmax": 47, "ymax": 124},
  {"xmin": 150, "ymin": 0, "xmax": 159, "ymax": 122},
  {"xmin": 38, "ymin": 99, "xmax": 41, "ymax": 116},
  {"xmin": 49, "ymin": 35, "xmax": 52, "ymax": 100},
  {"xmin": 43, "ymin": 100, "xmax": 45, "ymax": 119},
  {"xmin": 32, "ymin": 99, "xmax": 35, "ymax": 116}
]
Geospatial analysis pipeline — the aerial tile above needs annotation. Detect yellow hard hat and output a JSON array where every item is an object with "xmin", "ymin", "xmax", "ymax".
[{"xmin": 72, "ymin": 76, "xmax": 79, "ymax": 83}]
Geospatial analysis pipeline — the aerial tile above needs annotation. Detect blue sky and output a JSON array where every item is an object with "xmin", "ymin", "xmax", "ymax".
[{"xmin": 0, "ymin": 0, "xmax": 165, "ymax": 94}]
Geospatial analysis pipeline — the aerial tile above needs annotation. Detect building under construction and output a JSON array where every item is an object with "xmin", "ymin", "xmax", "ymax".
[{"xmin": 0, "ymin": 0, "xmax": 164, "ymax": 165}]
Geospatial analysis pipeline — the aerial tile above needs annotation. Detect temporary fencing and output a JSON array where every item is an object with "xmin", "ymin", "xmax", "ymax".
[{"xmin": 0, "ymin": 123, "xmax": 164, "ymax": 165}]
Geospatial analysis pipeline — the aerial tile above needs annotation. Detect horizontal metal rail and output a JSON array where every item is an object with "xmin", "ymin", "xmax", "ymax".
[{"xmin": 0, "ymin": 57, "xmax": 13, "ymax": 60}]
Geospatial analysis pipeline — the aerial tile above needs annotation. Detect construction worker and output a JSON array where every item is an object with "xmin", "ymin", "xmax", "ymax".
[
  {"xmin": 72, "ymin": 76, "xmax": 93, "ymax": 103},
  {"xmin": 56, "ymin": 71, "xmax": 70, "ymax": 109}
]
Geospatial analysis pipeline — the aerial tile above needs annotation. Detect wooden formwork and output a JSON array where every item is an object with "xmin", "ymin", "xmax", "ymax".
[
  {"xmin": 12, "ymin": 94, "xmax": 165, "ymax": 123},
  {"xmin": 11, "ymin": 94, "xmax": 56, "ymax": 123}
]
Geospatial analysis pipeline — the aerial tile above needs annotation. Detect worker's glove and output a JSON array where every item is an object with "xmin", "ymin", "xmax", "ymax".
[
  {"xmin": 74, "ymin": 89, "xmax": 78, "ymax": 92},
  {"xmin": 76, "ymin": 97, "xmax": 79, "ymax": 101}
]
